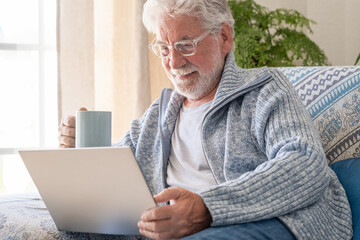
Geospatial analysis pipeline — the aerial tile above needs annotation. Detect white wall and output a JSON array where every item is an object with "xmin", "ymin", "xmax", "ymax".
[{"xmin": 255, "ymin": 0, "xmax": 360, "ymax": 66}]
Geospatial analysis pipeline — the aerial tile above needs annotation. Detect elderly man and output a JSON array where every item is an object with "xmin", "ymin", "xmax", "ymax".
[{"xmin": 59, "ymin": 0, "xmax": 353, "ymax": 239}]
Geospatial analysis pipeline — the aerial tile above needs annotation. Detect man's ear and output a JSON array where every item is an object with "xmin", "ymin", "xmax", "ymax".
[{"xmin": 219, "ymin": 22, "xmax": 233, "ymax": 55}]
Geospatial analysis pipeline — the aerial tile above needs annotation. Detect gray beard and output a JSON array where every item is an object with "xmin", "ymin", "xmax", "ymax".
[
  {"xmin": 172, "ymin": 70, "xmax": 221, "ymax": 100},
  {"xmin": 168, "ymin": 56, "xmax": 224, "ymax": 100}
]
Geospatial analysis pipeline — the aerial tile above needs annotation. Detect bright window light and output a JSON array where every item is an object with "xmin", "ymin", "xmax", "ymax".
[
  {"xmin": 0, "ymin": 0, "xmax": 39, "ymax": 44},
  {"xmin": 0, "ymin": 0, "xmax": 57, "ymax": 195}
]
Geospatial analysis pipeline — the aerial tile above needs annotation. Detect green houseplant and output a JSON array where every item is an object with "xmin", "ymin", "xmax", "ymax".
[{"xmin": 229, "ymin": 0, "xmax": 329, "ymax": 68}]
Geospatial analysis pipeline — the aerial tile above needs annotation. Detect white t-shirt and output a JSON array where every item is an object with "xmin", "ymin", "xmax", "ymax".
[{"xmin": 166, "ymin": 101, "xmax": 217, "ymax": 192}]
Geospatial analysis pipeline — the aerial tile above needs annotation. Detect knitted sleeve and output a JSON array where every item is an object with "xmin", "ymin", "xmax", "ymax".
[
  {"xmin": 200, "ymin": 69, "xmax": 330, "ymax": 226},
  {"xmin": 113, "ymin": 98, "xmax": 160, "ymax": 155}
]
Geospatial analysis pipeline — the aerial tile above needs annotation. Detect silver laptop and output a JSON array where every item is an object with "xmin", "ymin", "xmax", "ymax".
[{"xmin": 19, "ymin": 146, "xmax": 156, "ymax": 235}]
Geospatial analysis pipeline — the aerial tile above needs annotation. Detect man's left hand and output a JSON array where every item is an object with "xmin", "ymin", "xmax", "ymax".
[{"xmin": 138, "ymin": 187, "xmax": 212, "ymax": 240}]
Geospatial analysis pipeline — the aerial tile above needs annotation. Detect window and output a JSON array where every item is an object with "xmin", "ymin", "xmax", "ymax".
[{"xmin": 0, "ymin": 0, "xmax": 57, "ymax": 194}]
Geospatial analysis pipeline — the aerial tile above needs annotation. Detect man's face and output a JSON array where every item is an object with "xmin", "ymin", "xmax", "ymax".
[{"xmin": 155, "ymin": 15, "xmax": 226, "ymax": 100}]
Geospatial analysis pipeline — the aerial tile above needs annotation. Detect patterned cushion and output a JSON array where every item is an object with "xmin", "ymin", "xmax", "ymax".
[{"xmin": 279, "ymin": 67, "xmax": 360, "ymax": 164}]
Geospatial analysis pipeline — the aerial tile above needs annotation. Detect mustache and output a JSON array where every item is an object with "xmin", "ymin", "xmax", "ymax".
[{"xmin": 170, "ymin": 64, "xmax": 199, "ymax": 76}]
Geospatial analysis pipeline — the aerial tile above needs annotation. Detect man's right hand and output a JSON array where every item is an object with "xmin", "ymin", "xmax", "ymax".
[{"xmin": 58, "ymin": 107, "xmax": 87, "ymax": 148}]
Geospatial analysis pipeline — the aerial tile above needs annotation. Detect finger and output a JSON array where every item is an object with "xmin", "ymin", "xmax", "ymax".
[
  {"xmin": 58, "ymin": 135, "xmax": 75, "ymax": 147},
  {"xmin": 59, "ymin": 144, "xmax": 75, "ymax": 149},
  {"xmin": 139, "ymin": 228, "xmax": 172, "ymax": 240},
  {"xmin": 141, "ymin": 205, "xmax": 172, "ymax": 222},
  {"xmin": 58, "ymin": 125, "xmax": 75, "ymax": 137},
  {"xmin": 61, "ymin": 116, "xmax": 76, "ymax": 127},
  {"xmin": 138, "ymin": 218, "xmax": 171, "ymax": 233},
  {"xmin": 154, "ymin": 187, "xmax": 183, "ymax": 203},
  {"xmin": 58, "ymin": 136, "xmax": 75, "ymax": 147}
]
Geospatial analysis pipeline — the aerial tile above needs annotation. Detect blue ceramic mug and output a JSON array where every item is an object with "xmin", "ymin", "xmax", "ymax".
[{"xmin": 76, "ymin": 111, "xmax": 111, "ymax": 148}]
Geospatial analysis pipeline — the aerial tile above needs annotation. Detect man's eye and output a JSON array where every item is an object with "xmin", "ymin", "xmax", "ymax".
[
  {"xmin": 159, "ymin": 46, "xmax": 170, "ymax": 54},
  {"xmin": 177, "ymin": 43, "xmax": 194, "ymax": 53}
]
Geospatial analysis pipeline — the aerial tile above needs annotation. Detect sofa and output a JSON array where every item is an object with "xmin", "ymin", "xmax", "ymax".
[
  {"xmin": 0, "ymin": 66, "xmax": 359, "ymax": 239},
  {"xmin": 281, "ymin": 66, "xmax": 360, "ymax": 240}
]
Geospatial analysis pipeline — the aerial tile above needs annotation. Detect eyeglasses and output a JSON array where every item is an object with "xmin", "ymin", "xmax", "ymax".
[{"xmin": 148, "ymin": 30, "xmax": 211, "ymax": 58}]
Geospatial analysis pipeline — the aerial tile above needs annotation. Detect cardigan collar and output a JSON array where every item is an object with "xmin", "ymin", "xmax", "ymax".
[{"xmin": 163, "ymin": 51, "xmax": 271, "ymax": 126}]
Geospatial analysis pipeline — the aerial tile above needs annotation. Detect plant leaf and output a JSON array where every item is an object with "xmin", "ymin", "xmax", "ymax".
[
  {"xmin": 229, "ymin": 0, "xmax": 329, "ymax": 68},
  {"xmin": 355, "ymin": 52, "xmax": 360, "ymax": 65}
]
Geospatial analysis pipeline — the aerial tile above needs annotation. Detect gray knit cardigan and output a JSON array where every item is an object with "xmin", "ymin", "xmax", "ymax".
[{"xmin": 116, "ymin": 52, "xmax": 353, "ymax": 239}]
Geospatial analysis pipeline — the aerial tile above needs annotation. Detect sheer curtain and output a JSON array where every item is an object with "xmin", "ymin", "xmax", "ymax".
[{"xmin": 57, "ymin": 0, "xmax": 167, "ymax": 142}]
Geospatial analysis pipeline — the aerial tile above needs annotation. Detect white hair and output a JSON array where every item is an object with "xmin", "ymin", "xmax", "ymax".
[{"xmin": 142, "ymin": 0, "xmax": 235, "ymax": 37}]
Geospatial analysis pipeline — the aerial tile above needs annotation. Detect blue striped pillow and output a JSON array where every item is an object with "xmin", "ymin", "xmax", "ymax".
[{"xmin": 280, "ymin": 67, "xmax": 360, "ymax": 164}]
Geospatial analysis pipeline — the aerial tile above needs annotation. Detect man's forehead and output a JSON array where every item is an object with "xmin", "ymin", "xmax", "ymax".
[
  {"xmin": 155, "ymin": 33, "xmax": 196, "ymax": 43},
  {"xmin": 154, "ymin": 15, "xmax": 204, "ymax": 42}
]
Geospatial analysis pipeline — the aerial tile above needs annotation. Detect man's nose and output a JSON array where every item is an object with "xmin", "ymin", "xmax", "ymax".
[{"xmin": 168, "ymin": 49, "xmax": 187, "ymax": 69}]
